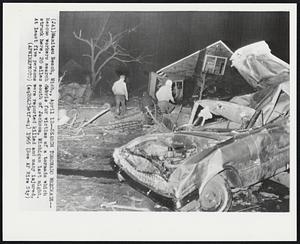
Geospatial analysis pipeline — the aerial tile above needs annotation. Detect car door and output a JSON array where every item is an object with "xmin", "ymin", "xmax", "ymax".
[
  {"xmin": 259, "ymin": 116, "xmax": 289, "ymax": 179},
  {"xmin": 223, "ymin": 117, "xmax": 288, "ymax": 187}
]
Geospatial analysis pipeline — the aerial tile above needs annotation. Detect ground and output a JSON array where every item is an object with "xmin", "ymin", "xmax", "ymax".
[{"xmin": 57, "ymin": 99, "xmax": 289, "ymax": 212}]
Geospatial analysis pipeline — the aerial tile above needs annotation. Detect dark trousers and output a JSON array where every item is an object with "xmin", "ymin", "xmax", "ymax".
[
  {"xmin": 115, "ymin": 95, "xmax": 126, "ymax": 115},
  {"xmin": 157, "ymin": 101, "xmax": 175, "ymax": 114}
]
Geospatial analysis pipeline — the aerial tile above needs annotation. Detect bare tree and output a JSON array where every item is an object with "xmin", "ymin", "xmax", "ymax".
[{"xmin": 73, "ymin": 15, "xmax": 145, "ymax": 100}]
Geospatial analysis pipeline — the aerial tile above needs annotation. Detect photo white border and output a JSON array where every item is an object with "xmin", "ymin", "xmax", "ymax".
[{"xmin": 3, "ymin": 3, "xmax": 297, "ymax": 241}]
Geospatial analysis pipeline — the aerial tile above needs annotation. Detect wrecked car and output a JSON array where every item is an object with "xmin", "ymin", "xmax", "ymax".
[
  {"xmin": 112, "ymin": 41, "xmax": 290, "ymax": 211},
  {"xmin": 176, "ymin": 79, "xmax": 289, "ymax": 131}
]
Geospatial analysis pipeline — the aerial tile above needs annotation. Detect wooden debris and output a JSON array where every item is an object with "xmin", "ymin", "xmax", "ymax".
[
  {"xmin": 100, "ymin": 201, "xmax": 117, "ymax": 208},
  {"xmin": 173, "ymin": 104, "xmax": 183, "ymax": 130},
  {"xmin": 259, "ymin": 192, "xmax": 279, "ymax": 199},
  {"xmin": 236, "ymin": 205, "xmax": 260, "ymax": 212},
  {"xmin": 69, "ymin": 112, "xmax": 78, "ymax": 128},
  {"xmin": 58, "ymin": 70, "xmax": 67, "ymax": 85},
  {"xmin": 145, "ymin": 106, "xmax": 170, "ymax": 132},
  {"xmin": 58, "ymin": 109, "xmax": 70, "ymax": 126},
  {"xmin": 75, "ymin": 106, "xmax": 110, "ymax": 135},
  {"xmin": 111, "ymin": 205, "xmax": 150, "ymax": 211},
  {"xmin": 100, "ymin": 202, "xmax": 150, "ymax": 211}
]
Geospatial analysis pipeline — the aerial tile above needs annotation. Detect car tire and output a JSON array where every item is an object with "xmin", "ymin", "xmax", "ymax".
[{"xmin": 198, "ymin": 174, "xmax": 232, "ymax": 212}]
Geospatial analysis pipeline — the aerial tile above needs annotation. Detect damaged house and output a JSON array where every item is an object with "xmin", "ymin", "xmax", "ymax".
[{"xmin": 148, "ymin": 40, "xmax": 252, "ymax": 103}]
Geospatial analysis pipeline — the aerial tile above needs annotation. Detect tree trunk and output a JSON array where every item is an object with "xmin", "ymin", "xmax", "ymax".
[
  {"xmin": 91, "ymin": 73, "xmax": 97, "ymax": 88},
  {"xmin": 98, "ymin": 82, "xmax": 102, "ymax": 97},
  {"xmin": 82, "ymin": 84, "xmax": 93, "ymax": 103}
]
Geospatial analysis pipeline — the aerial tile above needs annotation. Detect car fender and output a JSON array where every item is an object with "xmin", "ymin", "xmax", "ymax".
[
  {"xmin": 220, "ymin": 166, "xmax": 244, "ymax": 188},
  {"xmin": 197, "ymin": 164, "xmax": 243, "ymax": 198}
]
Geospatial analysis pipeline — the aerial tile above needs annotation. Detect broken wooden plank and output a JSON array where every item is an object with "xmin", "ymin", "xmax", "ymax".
[
  {"xmin": 75, "ymin": 106, "xmax": 110, "ymax": 135},
  {"xmin": 111, "ymin": 205, "xmax": 150, "ymax": 211},
  {"xmin": 69, "ymin": 112, "xmax": 78, "ymax": 128},
  {"xmin": 173, "ymin": 104, "xmax": 183, "ymax": 130},
  {"xmin": 145, "ymin": 106, "xmax": 170, "ymax": 132},
  {"xmin": 101, "ymin": 203, "xmax": 150, "ymax": 211}
]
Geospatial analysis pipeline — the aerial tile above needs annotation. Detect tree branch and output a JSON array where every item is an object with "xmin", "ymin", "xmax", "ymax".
[
  {"xmin": 83, "ymin": 54, "xmax": 92, "ymax": 58},
  {"xmin": 94, "ymin": 32, "xmax": 114, "ymax": 61},
  {"xmin": 73, "ymin": 31, "xmax": 91, "ymax": 46},
  {"xmin": 111, "ymin": 24, "xmax": 139, "ymax": 44},
  {"xmin": 95, "ymin": 54, "xmax": 116, "ymax": 77},
  {"xmin": 113, "ymin": 56, "xmax": 142, "ymax": 63},
  {"xmin": 73, "ymin": 22, "xmax": 145, "ymax": 91},
  {"xmin": 94, "ymin": 14, "xmax": 111, "ymax": 42}
]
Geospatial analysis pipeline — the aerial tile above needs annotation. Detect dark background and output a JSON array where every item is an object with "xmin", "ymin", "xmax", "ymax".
[{"xmin": 59, "ymin": 11, "xmax": 289, "ymax": 95}]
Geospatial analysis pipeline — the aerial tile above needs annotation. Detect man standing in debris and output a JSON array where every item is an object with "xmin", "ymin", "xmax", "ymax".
[
  {"xmin": 156, "ymin": 79, "xmax": 175, "ymax": 114},
  {"xmin": 112, "ymin": 74, "xmax": 128, "ymax": 116}
]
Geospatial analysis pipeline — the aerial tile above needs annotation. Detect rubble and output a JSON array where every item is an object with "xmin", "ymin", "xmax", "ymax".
[
  {"xmin": 59, "ymin": 82, "xmax": 90, "ymax": 103},
  {"xmin": 58, "ymin": 109, "xmax": 70, "ymax": 126},
  {"xmin": 75, "ymin": 104, "xmax": 111, "ymax": 135},
  {"xmin": 259, "ymin": 192, "xmax": 279, "ymax": 199}
]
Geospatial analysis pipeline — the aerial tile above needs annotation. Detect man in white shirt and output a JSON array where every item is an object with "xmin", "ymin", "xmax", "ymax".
[
  {"xmin": 112, "ymin": 74, "xmax": 128, "ymax": 115},
  {"xmin": 156, "ymin": 79, "xmax": 175, "ymax": 114}
]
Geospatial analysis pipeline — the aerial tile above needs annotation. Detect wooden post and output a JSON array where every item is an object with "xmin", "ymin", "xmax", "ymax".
[
  {"xmin": 145, "ymin": 106, "xmax": 170, "ymax": 132},
  {"xmin": 199, "ymin": 72, "xmax": 206, "ymax": 100}
]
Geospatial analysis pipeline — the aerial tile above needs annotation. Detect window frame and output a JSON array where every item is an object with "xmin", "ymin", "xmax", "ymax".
[{"xmin": 202, "ymin": 54, "xmax": 228, "ymax": 75}]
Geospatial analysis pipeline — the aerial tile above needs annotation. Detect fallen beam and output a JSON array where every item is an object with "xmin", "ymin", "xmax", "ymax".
[
  {"xmin": 75, "ymin": 106, "xmax": 110, "ymax": 135},
  {"xmin": 145, "ymin": 106, "xmax": 170, "ymax": 132}
]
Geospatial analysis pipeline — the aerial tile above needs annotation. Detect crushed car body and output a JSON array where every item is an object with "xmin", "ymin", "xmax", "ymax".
[
  {"xmin": 180, "ymin": 79, "xmax": 289, "ymax": 131},
  {"xmin": 112, "ymin": 41, "xmax": 290, "ymax": 211}
]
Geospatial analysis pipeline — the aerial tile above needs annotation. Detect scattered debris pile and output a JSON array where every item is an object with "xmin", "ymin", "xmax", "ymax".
[
  {"xmin": 58, "ymin": 103, "xmax": 145, "ymax": 138},
  {"xmin": 59, "ymin": 82, "xmax": 91, "ymax": 104},
  {"xmin": 231, "ymin": 180, "xmax": 289, "ymax": 212}
]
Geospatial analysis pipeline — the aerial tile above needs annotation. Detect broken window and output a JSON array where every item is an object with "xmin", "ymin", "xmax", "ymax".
[
  {"xmin": 202, "ymin": 55, "xmax": 227, "ymax": 75},
  {"xmin": 176, "ymin": 81, "xmax": 183, "ymax": 89},
  {"xmin": 173, "ymin": 80, "xmax": 184, "ymax": 102}
]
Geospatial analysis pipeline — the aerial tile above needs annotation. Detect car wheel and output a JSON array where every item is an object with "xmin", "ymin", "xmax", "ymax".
[{"xmin": 198, "ymin": 174, "xmax": 232, "ymax": 212}]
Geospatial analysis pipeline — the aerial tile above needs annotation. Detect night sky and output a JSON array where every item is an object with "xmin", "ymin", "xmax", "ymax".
[{"xmin": 59, "ymin": 11, "xmax": 289, "ymax": 92}]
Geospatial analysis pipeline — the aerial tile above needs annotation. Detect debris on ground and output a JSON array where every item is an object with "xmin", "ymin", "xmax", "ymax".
[
  {"xmin": 259, "ymin": 192, "xmax": 280, "ymax": 199},
  {"xmin": 57, "ymin": 95, "xmax": 289, "ymax": 212},
  {"xmin": 59, "ymin": 82, "xmax": 89, "ymax": 103},
  {"xmin": 75, "ymin": 104, "xmax": 111, "ymax": 135},
  {"xmin": 58, "ymin": 109, "xmax": 70, "ymax": 126},
  {"xmin": 230, "ymin": 181, "xmax": 289, "ymax": 212}
]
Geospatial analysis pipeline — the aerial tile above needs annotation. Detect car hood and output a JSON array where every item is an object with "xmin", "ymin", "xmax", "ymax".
[{"xmin": 113, "ymin": 131, "xmax": 233, "ymax": 197}]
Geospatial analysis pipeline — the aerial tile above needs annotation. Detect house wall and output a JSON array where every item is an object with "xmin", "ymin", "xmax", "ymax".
[
  {"xmin": 193, "ymin": 49, "xmax": 206, "ymax": 79},
  {"xmin": 152, "ymin": 43, "xmax": 254, "ymax": 102},
  {"xmin": 193, "ymin": 43, "xmax": 253, "ymax": 98},
  {"xmin": 157, "ymin": 51, "xmax": 200, "ymax": 80}
]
